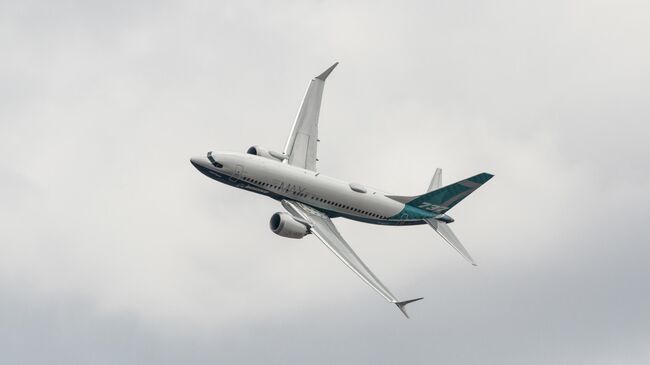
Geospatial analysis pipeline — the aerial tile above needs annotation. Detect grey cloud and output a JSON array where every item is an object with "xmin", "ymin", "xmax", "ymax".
[{"xmin": 1, "ymin": 0, "xmax": 649, "ymax": 364}]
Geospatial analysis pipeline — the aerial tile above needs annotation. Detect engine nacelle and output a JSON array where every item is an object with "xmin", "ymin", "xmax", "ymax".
[
  {"xmin": 247, "ymin": 145, "xmax": 285, "ymax": 161},
  {"xmin": 269, "ymin": 212, "xmax": 310, "ymax": 239}
]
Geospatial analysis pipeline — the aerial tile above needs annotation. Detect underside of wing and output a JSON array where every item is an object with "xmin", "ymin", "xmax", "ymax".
[
  {"xmin": 283, "ymin": 63, "xmax": 338, "ymax": 171},
  {"xmin": 281, "ymin": 200, "xmax": 423, "ymax": 318}
]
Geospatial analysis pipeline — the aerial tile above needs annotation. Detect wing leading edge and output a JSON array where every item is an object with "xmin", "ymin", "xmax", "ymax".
[
  {"xmin": 281, "ymin": 200, "xmax": 423, "ymax": 318},
  {"xmin": 283, "ymin": 62, "xmax": 338, "ymax": 171}
]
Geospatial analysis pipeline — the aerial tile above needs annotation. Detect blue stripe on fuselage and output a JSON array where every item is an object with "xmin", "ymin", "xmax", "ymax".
[
  {"xmin": 195, "ymin": 164, "xmax": 427, "ymax": 226},
  {"xmin": 388, "ymin": 204, "xmax": 434, "ymax": 221}
]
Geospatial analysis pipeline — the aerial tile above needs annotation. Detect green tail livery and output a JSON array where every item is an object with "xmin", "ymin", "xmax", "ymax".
[{"xmin": 388, "ymin": 173, "xmax": 493, "ymax": 214}]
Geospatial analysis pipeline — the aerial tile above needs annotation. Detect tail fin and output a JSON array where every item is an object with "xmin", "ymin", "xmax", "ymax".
[
  {"xmin": 425, "ymin": 219, "xmax": 476, "ymax": 265},
  {"xmin": 404, "ymin": 172, "xmax": 493, "ymax": 214}
]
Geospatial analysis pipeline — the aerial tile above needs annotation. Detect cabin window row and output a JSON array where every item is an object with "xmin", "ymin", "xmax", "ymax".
[
  {"xmin": 242, "ymin": 176, "xmax": 386, "ymax": 220},
  {"xmin": 242, "ymin": 176, "xmax": 296, "ymax": 193},
  {"xmin": 308, "ymin": 196, "xmax": 385, "ymax": 219}
]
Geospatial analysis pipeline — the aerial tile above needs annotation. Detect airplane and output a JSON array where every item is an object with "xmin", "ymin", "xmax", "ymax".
[{"xmin": 190, "ymin": 62, "xmax": 493, "ymax": 318}]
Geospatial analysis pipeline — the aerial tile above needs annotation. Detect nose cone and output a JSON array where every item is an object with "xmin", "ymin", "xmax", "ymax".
[{"xmin": 190, "ymin": 156, "xmax": 210, "ymax": 170}]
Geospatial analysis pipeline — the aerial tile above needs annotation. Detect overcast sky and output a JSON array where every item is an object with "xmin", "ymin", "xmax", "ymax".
[{"xmin": 1, "ymin": 0, "xmax": 649, "ymax": 364}]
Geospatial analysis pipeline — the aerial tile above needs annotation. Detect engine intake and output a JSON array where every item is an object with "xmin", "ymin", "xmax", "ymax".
[
  {"xmin": 269, "ymin": 212, "xmax": 310, "ymax": 239},
  {"xmin": 247, "ymin": 145, "xmax": 286, "ymax": 161}
]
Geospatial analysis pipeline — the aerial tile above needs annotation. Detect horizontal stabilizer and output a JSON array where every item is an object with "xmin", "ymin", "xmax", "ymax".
[
  {"xmin": 426, "ymin": 219, "xmax": 476, "ymax": 266},
  {"xmin": 395, "ymin": 297, "xmax": 424, "ymax": 319},
  {"xmin": 427, "ymin": 168, "xmax": 442, "ymax": 192}
]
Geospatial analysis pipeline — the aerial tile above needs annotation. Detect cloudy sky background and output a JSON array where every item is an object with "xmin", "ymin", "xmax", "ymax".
[{"xmin": 1, "ymin": 0, "xmax": 649, "ymax": 363}]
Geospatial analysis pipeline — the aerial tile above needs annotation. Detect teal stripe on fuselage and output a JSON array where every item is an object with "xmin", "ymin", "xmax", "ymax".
[
  {"xmin": 196, "ymin": 163, "xmax": 429, "ymax": 226},
  {"xmin": 316, "ymin": 206, "xmax": 428, "ymax": 226},
  {"xmin": 388, "ymin": 204, "xmax": 435, "ymax": 221}
]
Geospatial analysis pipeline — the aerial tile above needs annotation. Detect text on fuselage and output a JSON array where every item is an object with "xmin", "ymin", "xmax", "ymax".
[{"xmin": 279, "ymin": 182, "xmax": 306, "ymax": 195}]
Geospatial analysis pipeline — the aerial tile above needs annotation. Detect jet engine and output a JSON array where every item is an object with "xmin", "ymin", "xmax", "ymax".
[
  {"xmin": 269, "ymin": 212, "xmax": 310, "ymax": 239},
  {"xmin": 247, "ymin": 145, "xmax": 286, "ymax": 162}
]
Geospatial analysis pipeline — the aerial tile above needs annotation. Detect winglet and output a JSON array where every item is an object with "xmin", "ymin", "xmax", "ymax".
[
  {"xmin": 395, "ymin": 297, "xmax": 424, "ymax": 319},
  {"xmin": 316, "ymin": 62, "xmax": 339, "ymax": 81}
]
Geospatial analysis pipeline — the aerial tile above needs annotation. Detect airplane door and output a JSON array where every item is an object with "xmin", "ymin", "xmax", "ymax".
[{"xmin": 230, "ymin": 164, "xmax": 243, "ymax": 182}]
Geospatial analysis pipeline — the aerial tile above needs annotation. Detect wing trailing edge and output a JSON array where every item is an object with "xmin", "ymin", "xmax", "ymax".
[
  {"xmin": 281, "ymin": 200, "xmax": 423, "ymax": 318},
  {"xmin": 284, "ymin": 62, "xmax": 339, "ymax": 171}
]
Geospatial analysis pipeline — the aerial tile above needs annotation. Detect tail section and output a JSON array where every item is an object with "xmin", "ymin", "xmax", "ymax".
[
  {"xmin": 406, "ymin": 172, "xmax": 493, "ymax": 214},
  {"xmin": 421, "ymin": 172, "xmax": 491, "ymax": 265},
  {"xmin": 386, "ymin": 170, "xmax": 493, "ymax": 265}
]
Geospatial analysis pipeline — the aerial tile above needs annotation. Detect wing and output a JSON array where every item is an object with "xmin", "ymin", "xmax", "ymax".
[
  {"xmin": 283, "ymin": 63, "xmax": 338, "ymax": 171},
  {"xmin": 281, "ymin": 200, "xmax": 423, "ymax": 318}
]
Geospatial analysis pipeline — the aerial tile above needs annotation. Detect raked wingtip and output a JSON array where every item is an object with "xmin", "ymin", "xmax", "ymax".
[
  {"xmin": 395, "ymin": 297, "xmax": 424, "ymax": 319},
  {"xmin": 316, "ymin": 62, "xmax": 339, "ymax": 81}
]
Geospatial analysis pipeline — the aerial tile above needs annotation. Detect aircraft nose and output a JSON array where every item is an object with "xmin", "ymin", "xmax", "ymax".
[{"xmin": 190, "ymin": 156, "xmax": 209, "ymax": 170}]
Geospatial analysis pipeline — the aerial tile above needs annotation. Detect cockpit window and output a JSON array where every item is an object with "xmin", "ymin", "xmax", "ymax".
[{"xmin": 206, "ymin": 151, "xmax": 223, "ymax": 168}]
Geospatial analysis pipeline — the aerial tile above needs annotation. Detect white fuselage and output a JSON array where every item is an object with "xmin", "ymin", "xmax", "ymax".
[{"xmin": 190, "ymin": 151, "xmax": 429, "ymax": 225}]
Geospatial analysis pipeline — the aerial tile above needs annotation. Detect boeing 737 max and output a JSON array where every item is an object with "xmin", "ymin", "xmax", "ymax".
[{"xmin": 190, "ymin": 63, "xmax": 493, "ymax": 318}]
